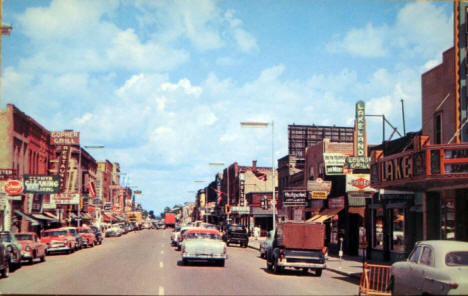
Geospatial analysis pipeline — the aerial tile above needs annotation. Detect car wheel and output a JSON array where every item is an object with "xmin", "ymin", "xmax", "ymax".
[
  {"xmin": 218, "ymin": 259, "xmax": 225, "ymax": 267},
  {"xmin": 40, "ymin": 254, "xmax": 46, "ymax": 262},
  {"xmin": 315, "ymin": 269, "xmax": 322, "ymax": 277},
  {"xmin": 28, "ymin": 257, "xmax": 33, "ymax": 264},
  {"xmin": 1, "ymin": 265, "xmax": 9, "ymax": 278},
  {"xmin": 226, "ymin": 242, "xmax": 230, "ymax": 246}
]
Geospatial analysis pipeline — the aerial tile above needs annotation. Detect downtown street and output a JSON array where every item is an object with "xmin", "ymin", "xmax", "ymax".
[{"xmin": 1, "ymin": 228, "xmax": 358, "ymax": 295}]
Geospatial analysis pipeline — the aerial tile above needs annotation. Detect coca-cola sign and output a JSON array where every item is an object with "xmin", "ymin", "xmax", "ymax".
[{"xmin": 4, "ymin": 180, "xmax": 24, "ymax": 195}]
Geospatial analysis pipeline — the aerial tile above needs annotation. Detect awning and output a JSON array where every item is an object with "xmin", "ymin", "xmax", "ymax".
[
  {"xmin": 306, "ymin": 207, "xmax": 344, "ymax": 223},
  {"xmin": 31, "ymin": 213, "xmax": 56, "ymax": 222},
  {"xmin": 14, "ymin": 210, "xmax": 40, "ymax": 226},
  {"xmin": 80, "ymin": 213, "xmax": 92, "ymax": 220},
  {"xmin": 102, "ymin": 213, "xmax": 112, "ymax": 222},
  {"xmin": 43, "ymin": 211, "xmax": 58, "ymax": 219},
  {"xmin": 348, "ymin": 207, "xmax": 366, "ymax": 218}
]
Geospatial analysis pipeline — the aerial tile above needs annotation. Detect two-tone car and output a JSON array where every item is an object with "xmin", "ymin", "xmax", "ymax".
[
  {"xmin": 14, "ymin": 232, "xmax": 47, "ymax": 263},
  {"xmin": 41, "ymin": 228, "xmax": 77, "ymax": 254},
  {"xmin": 390, "ymin": 240, "xmax": 468, "ymax": 295},
  {"xmin": 181, "ymin": 228, "xmax": 227, "ymax": 267},
  {"xmin": 76, "ymin": 226, "xmax": 96, "ymax": 248}
]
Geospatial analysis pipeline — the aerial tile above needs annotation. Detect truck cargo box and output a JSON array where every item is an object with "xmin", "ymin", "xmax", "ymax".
[{"xmin": 276, "ymin": 222, "xmax": 325, "ymax": 250}]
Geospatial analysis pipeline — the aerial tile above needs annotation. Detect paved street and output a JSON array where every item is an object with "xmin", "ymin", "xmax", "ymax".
[{"xmin": 1, "ymin": 229, "xmax": 358, "ymax": 295}]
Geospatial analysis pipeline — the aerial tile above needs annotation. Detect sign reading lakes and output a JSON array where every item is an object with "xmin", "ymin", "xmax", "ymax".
[{"xmin": 23, "ymin": 175, "xmax": 60, "ymax": 194}]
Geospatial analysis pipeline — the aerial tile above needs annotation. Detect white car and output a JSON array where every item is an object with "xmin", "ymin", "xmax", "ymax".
[
  {"xmin": 181, "ymin": 228, "xmax": 227, "ymax": 267},
  {"xmin": 390, "ymin": 240, "xmax": 468, "ymax": 295},
  {"xmin": 259, "ymin": 230, "xmax": 274, "ymax": 259}
]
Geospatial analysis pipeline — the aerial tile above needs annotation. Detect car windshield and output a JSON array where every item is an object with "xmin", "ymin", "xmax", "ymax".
[
  {"xmin": 15, "ymin": 234, "xmax": 34, "ymax": 241},
  {"xmin": 446, "ymin": 251, "xmax": 468, "ymax": 266},
  {"xmin": 0, "ymin": 233, "xmax": 11, "ymax": 242},
  {"xmin": 186, "ymin": 233, "xmax": 220, "ymax": 240},
  {"xmin": 43, "ymin": 230, "xmax": 68, "ymax": 237}
]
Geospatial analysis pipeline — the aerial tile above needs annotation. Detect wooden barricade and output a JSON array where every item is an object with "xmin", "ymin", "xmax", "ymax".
[{"xmin": 358, "ymin": 262, "xmax": 391, "ymax": 296}]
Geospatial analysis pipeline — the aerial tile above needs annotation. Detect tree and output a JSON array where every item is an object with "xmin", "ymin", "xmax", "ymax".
[{"xmin": 149, "ymin": 210, "xmax": 155, "ymax": 219}]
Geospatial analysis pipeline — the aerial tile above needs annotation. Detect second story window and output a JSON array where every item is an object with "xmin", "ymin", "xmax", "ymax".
[{"xmin": 434, "ymin": 112, "xmax": 442, "ymax": 144}]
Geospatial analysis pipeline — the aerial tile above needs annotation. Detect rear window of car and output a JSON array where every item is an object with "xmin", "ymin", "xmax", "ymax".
[
  {"xmin": 15, "ymin": 234, "xmax": 34, "ymax": 241},
  {"xmin": 229, "ymin": 226, "xmax": 246, "ymax": 232},
  {"xmin": 446, "ymin": 251, "xmax": 468, "ymax": 266}
]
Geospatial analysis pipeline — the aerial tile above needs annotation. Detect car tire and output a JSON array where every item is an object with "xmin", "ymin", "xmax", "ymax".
[
  {"xmin": 226, "ymin": 242, "xmax": 230, "ymax": 246},
  {"xmin": 1, "ymin": 265, "xmax": 9, "ymax": 278},
  {"xmin": 315, "ymin": 269, "xmax": 322, "ymax": 277},
  {"xmin": 266, "ymin": 258, "xmax": 273, "ymax": 271},
  {"xmin": 40, "ymin": 254, "xmax": 46, "ymax": 262},
  {"xmin": 218, "ymin": 259, "xmax": 225, "ymax": 267}
]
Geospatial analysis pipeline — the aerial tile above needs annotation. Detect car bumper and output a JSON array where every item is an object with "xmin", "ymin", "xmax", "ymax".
[
  {"xmin": 47, "ymin": 246, "xmax": 72, "ymax": 253},
  {"xmin": 278, "ymin": 259, "xmax": 326, "ymax": 269},
  {"xmin": 182, "ymin": 253, "xmax": 227, "ymax": 260},
  {"xmin": 21, "ymin": 252, "xmax": 34, "ymax": 260}
]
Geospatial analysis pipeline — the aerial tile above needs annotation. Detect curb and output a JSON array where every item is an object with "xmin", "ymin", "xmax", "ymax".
[{"xmin": 326, "ymin": 267, "xmax": 362, "ymax": 279}]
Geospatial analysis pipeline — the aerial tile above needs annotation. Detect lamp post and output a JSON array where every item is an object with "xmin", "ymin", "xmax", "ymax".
[
  {"xmin": 209, "ymin": 162, "xmax": 230, "ymax": 224},
  {"xmin": 78, "ymin": 145, "xmax": 104, "ymax": 227},
  {"xmin": 240, "ymin": 121, "xmax": 276, "ymax": 230}
]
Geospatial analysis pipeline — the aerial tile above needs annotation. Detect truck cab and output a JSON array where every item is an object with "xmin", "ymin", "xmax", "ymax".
[{"xmin": 266, "ymin": 222, "xmax": 327, "ymax": 276}]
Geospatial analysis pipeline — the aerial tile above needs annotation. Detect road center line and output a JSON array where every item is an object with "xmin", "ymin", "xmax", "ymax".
[
  {"xmin": 161, "ymin": 250, "xmax": 164, "ymax": 255},
  {"xmin": 160, "ymin": 261, "xmax": 164, "ymax": 268},
  {"xmin": 158, "ymin": 286, "xmax": 165, "ymax": 296}
]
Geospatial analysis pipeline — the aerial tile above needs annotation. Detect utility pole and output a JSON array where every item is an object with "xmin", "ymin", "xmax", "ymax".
[{"xmin": 0, "ymin": 0, "xmax": 13, "ymax": 108}]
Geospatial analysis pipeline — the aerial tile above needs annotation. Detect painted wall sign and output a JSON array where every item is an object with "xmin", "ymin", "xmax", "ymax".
[
  {"xmin": 23, "ymin": 175, "xmax": 60, "ymax": 194},
  {"xmin": 0, "ymin": 169, "xmax": 16, "ymax": 181},
  {"xmin": 307, "ymin": 179, "xmax": 332, "ymax": 193},
  {"xmin": 50, "ymin": 130, "xmax": 80, "ymax": 145},
  {"xmin": 51, "ymin": 193, "xmax": 80, "ymax": 205}
]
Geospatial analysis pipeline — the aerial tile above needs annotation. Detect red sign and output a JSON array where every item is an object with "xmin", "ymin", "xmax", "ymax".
[
  {"xmin": 4, "ymin": 180, "xmax": 23, "ymax": 195},
  {"xmin": 351, "ymin": 177, "xmax": 370, "ymax": 190}
]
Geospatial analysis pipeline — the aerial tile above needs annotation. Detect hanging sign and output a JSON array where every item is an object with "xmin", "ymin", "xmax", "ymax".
[
  {"xmin": 0, "ymin": 169, "xmax": 16, "ymax": 181},
  {"xmin": 50, "ymin": 130, "xmax": 80, "ymax": 145},
  {"xmin": 3, "ymin": 180, "xmax": 23, "ymax": 195},
  {"xmin": 23, "ymin": 175, "xmax": 60, "ymax": 194},
  {"xmin": 282, "ymin": 190, "xmax": 307, "ymax": 206},
  {"xmin": 51, "ymin": 193, "xmax": 80, "ymax": 205},
  {"xmin": 346, "ymin": 174, "xmax": 376, "ymax": 192}
]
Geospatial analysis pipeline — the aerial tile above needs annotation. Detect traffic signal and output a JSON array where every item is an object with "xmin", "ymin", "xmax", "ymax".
[{"xmin": 225, "ymin": 205, "xmax": 231, "ymax": 213}]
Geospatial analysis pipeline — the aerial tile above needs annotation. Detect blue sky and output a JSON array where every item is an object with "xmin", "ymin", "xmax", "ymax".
[{"xmin": 1, "ymin": 0, "xmax": 453, "ymax": 215}]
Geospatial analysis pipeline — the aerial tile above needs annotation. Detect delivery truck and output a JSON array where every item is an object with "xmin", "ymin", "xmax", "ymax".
[
  {"xmin": 266, "ymin": 222, "xmax": 327, "ymax": 276},
  {"xmin": 164, "ymin": 213, "xmax": 176, "ymax": 228}
]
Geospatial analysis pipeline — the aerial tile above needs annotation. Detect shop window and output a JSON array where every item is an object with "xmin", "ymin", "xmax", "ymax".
[
  {"xmin": 441, "ymin": 195, "xmax": 456, "ymax": 240},
  {"xmin": 373, "ymin": 208, "xmax": 384, "ymax": 250},
  {"xmin": 330, "ymin": 220, "xmax": 338, "ymax": 244},
  {"xmin": 434, "ymin": 112, "xmax": 442, "ymax": 144},
  {"xmin": 392, "ymin": 208, "xmax": 405, "ymax": 252}
]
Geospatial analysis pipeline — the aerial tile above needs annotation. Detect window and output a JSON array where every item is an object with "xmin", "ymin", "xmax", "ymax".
[
  {"xmin": 420, "ymin": 246, "xmax": 433, "ymax": 266},
  {"xmin": 434, "ymin": 112, "xmax": 442, "ymax": 144},
  {"xmin": 391, "ymin": 208, "xmax": 405, "ymax": 252},
  {"xmin": 409, "ymin": 246, "xmax": 422, "ymax": 263},
  {"xmin": 441, "ymin": 194, "xmax": 456, "ymax": 240},
  {"xmin": 373, "ymin": 208, "xmax": 384, "ymax": 250}
]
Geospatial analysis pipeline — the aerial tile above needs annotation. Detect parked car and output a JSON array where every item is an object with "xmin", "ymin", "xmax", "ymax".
[
  {"xmin": 61, "ymin": 227, "xmax": 84, "ymax": 250},
  {"xmin": 222, "ymin": 224, "xmax": 249, "ymax": 247},
  {"xmin": 76, "ymin": 226, "xmax": 96, "ymax": 248},
  {"xmin": 0, "ymin": 231, "xmax": 22, "ymax": 270},
  {"xmin": 181, "ymin": 228, "xmax": 227, "ymax": 267},
  {"xmin": 259, "ymin": 230, "xmax": 274, "ymax": 259},
  {"xmin": 176, "ymin": 226, "xmax": 196, "ymax": 251},
  {"xmin": 41, "ymin": 228, "xmax": 77, "ymax": 254},
  {"xmin": 0, "ymin": 244, "xmax": 9, "ymax": 278},
  {"xmin": 171, "ymin": 225, "xmax": 182, "ymax": 246},
  {"xmin": 89, "ymin": 225, "xmax": 103, "ymax": 245},
  {"xmin": 390, "ymin": 240, "xmax": 468, "ymax": 295},
  {"xmin": 14, "ymin": 232, "xmax": 47, "ymax": 263},
  {"xmin": 105, "ymin": 226, "xmax": 123, "ymax": 237}
]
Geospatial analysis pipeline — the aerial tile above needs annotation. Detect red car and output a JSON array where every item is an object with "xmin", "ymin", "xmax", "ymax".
[
  {"xmin": 14, "ymin": 232, "xmax": 47, "ymax": 263},
  {"xmin": 41, "ymin": 228, "xmax": 77, "ymax": 254},
  {"xmin": 76, "ymin": 226, "xmax": 96, "ymax": 248}
]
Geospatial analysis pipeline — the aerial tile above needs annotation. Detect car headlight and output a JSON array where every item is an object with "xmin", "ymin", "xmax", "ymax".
[
  {"xmin": 25, "ymin": 246, "xmax": 31, "ymax": 251},
  {"xmin": 64, "ymin": 239, "xmax": 68, "ymax": 244},
  {"xmin": 7, "ymin": 245, "xmax": 13, "ymax": 252}
]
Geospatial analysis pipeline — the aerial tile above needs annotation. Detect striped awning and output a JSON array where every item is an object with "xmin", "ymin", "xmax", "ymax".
[{"xmin": 14, "ymin": 210, "xmax": 40, "ymax": 226}]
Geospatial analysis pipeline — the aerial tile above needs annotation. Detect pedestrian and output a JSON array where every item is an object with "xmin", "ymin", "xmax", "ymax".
[{"xmin": 254, "ymin": 225, "xmax": 260, "ymax": 240}]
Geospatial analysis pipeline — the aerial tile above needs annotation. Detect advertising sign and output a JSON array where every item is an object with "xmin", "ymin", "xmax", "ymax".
[
  {"xmin": 346, "ymin": 174, "xmax": 376, "ymax": 192},
  {"xmin": 282, "ymin": 190, "xmax": 307, "ymax": 206},
  {"xmin": 0, "ymin": 169, "xmax": 16, "ymax": 181},
  {"xmin": 310, "ymin": 191, "xmax": 328, "ymax": 199},
  {"xmin": 50, "ymin": 130, "xmax": 80, "ymax": 145},
  {"xmin": 231, "ymin": 206, "xmax": 250, "ymax": 214},
  {"xmin": 307, "ymin": 179, "xmax": 332, "ymax": 193},
  {"xmin": 355, "ymin": 101, "xmax": 366, "ymax": 157},
  {"xmin": 3, "ymin": 180, "xmax": 23, "ymax": 195},
  {"xmin": 51, "ymin": 193, "xmax": 80, "ymax": 205},
  {"xmin": 323, "ymin": 153, "xmax": 348, "ymax": 175},
  {"xmin": 23, "ymin": 175, "xmax": 60, "ymax": 194},
  {"xmin": 57, "ymin": 146, "xmax": 71, "ymax": 192},
  {"xmin": 345, "ymin": 156, "xmax": 371, "ymax": 169}
]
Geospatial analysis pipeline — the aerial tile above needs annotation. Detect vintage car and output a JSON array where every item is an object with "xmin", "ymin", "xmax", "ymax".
[
  {"xmin": 0, "ymin": 231, "xmax": 22, "ymax": 270},
  {"xmin": 176, "ymin": 226, "xmax": 196, "ymax": 251},
  {"xmin": 0, "ymin": 244, "xmax": 9, "ymax": 278},
  {"xmin": 76, "ymin": 226, "xmax": 96, "ymax": 247},
  {"xmin": 105, "ymin": 226, "xmax": 123, "ymax": 237},
  {"xmin": 41, "ymin": 228, "xmax": 77, "ymax": 254},
  {"xmin": 61, "ymin": 227, "xmax": 84, "ymax": 250},
  {"xmin": 181, "ymin": 228, "xmax": 227, "ymax": 267},
  {"xmin": 170, "ymin": 225, "xmax": 182, "ymax": 246},
  {"xmin": 14, "ymin": 232, "xmax": 47, "ymax": 263},
  {"xmin": 222, "ymin": 224, "xmax": 249, "ymax": 247},
  {"xmin": 390, "ymin": 240, "xmax": 468, "ymax": 295},
  {"xmin": 89, "ymin": 225, "xmax": 104, "ymax": 245},
  {"xmin": 259, "ymin": 230, "xmax": 274, "ymax": 259}
]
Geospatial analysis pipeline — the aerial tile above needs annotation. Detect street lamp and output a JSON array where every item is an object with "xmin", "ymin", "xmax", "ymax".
[
  {"xmin": 240, "ymin": 121, "xmax": 277, "ymax": 230},
  {"xmin": 78, "ymin": 145, "xmax": 104, "ymax": 227},
  {"xmin": 209, "ymin": 162, "xmax": 231, "ymax": 223}
]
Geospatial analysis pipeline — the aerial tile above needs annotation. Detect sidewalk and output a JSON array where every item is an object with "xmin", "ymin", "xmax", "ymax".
[{"xmin": 247, "ymin": 236, "xmax": 363, "ymax": 279}]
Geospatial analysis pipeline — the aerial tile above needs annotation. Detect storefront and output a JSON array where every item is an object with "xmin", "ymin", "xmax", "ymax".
[{"xmin": 369, "ymin": 136, "xmax": 468, "ymax": 262}]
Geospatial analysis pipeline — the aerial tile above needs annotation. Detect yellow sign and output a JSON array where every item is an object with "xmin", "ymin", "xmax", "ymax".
[{"xmin": 311, "ymin": 191, "xmax": 328, "ymax": 199}]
